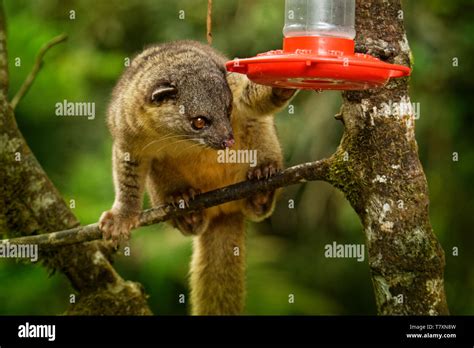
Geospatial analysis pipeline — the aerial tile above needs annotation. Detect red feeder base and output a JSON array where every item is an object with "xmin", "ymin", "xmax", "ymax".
[{"xmin": 226, "ymin": 36, "xmax": 411, "ymax": 90}]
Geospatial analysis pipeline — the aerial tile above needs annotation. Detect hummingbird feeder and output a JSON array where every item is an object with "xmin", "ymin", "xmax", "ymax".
[{"xmin": 226, "ymin": 0, "xmax": 411, "ymax": 90}]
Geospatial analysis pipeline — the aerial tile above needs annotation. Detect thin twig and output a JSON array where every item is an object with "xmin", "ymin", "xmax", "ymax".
[
  {"xmin": 1, "ymin": 159, "xmax": 332, "ymax": 248},
  {"xmin": 207, "ymin": 0, "xmax": 213, "ymax": 45},
  {"xmin": 10, "ymin": 33, "xmax": 67, "ymax": 110}
]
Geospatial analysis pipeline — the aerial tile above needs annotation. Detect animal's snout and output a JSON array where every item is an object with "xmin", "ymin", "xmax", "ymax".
[{"xmin": 221, "ymin": 134, "xmax": 235, "ymax": 149}]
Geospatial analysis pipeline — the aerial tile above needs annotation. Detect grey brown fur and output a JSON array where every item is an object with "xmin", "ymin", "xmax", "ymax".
[{"xmin": 99, "ymin": 40, "xmax": 295, "ymax": 314}]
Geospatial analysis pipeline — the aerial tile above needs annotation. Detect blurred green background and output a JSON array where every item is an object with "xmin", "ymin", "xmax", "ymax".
[{"xmin": 0, "ymin": 0, "xmax": 472, "ymax": 315}]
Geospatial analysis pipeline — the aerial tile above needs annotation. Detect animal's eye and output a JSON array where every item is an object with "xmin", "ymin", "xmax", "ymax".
[
  {"xmin": 191, "ymin": 117, "xmax": 210, "ymax": 130},
  {"xmin": 150, "ymin": 84, "xmax": 177, "ymax": 104}
]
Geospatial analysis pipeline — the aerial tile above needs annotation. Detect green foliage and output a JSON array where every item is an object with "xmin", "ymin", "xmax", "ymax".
[{"xmin": 1, "ymin": 0, "xmax": 472, "ymax": 315}]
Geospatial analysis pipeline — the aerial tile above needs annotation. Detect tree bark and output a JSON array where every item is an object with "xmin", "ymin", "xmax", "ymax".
[
  {"xmin": 0, "ymin": 0, "xmax": 449, "ymax": 316},
  {"xmin": 0, "ymin": 0, "xmax": 151, "ymax": 315},
  {"xmin": 325, "ymin": 0, "xmax": 449, "ymax": 315}
]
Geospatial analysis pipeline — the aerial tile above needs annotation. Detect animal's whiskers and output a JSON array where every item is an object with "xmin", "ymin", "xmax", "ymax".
[{"xmin": 141, "ymin": 133, "xmax": 191, "ymax": 153}]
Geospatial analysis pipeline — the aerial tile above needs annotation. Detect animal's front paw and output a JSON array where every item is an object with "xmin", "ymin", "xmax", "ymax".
[
  {"xmin": 247, "ymin": 161, "xmax": 280, "ymax": 180},
  {"xmin": 99, "ymin": 209, "xmax": 139, "ymax": 247},
  {"xmin": 167, "ymin": 188, "xmax": 208, "ymax": 236},
  {"xmin": 244, "ymin": 162, "xmax": 281, "ymax": 221}
]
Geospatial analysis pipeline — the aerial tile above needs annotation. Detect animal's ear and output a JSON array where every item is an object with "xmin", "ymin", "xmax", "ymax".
[{"xmin": 150, "ymin": 84, "xmax": 177, "ymax": 104}]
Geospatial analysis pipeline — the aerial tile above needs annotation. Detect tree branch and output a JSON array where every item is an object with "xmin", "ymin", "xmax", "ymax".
[
  {"xmin": 2, "ymin": 159, "xmax": 332, "ymax": 248},
  {"xmin": 331, "ymin": 0, "xmax": 449, "ymax": 315},
  {"xmin": 206, "ymin": 0, "xmax": 212, "ymax": 45},
  {"xmin": 0, "ymin": 4, "xmax": 151, "ymax": 313},
  {"xmin": 10, "ymin": 33, "xmax": 67, "ymax": 110}
]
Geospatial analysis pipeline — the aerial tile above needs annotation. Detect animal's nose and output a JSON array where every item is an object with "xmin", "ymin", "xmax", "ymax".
[{"xmin": 221, "ymin": 134, "xmax": 235, "ymax": 149}]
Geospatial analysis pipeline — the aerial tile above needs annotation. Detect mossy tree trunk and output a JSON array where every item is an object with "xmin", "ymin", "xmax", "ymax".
[
  {"xmin": 0, "ymin": 0, "xmax": 449, "ymax": 316},
  {"xmin": 0, "ymin": 1, "xmax": 151, "ymax": 315},
  {"xmin": 326, "ymin": 0, "xmax": 449, "ymax": 314}
]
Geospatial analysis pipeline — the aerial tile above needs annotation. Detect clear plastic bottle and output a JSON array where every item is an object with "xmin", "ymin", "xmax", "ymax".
[{"xmin": 283, "ymin": 0, "xmax": 356, "ymax": 40}]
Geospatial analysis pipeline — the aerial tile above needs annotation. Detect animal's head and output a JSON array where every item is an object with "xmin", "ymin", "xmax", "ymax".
[{"xmin": 121, "ymin": 41, "xmax": 234, "ymax": 150}]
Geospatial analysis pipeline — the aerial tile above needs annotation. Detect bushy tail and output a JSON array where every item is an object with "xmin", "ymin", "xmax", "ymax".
[{"xmin": 190, "ymin": 212, "xmax": 246, "ymax": 315}]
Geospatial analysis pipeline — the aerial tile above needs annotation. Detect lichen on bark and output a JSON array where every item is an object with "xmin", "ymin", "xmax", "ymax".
[
  {"xmin": 325, "ymin": 0, "xmax": 449, "ymax": 315},
  {"xmin": 0, "ymin": 0, "xmax": 449, "ymax": 316}
]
